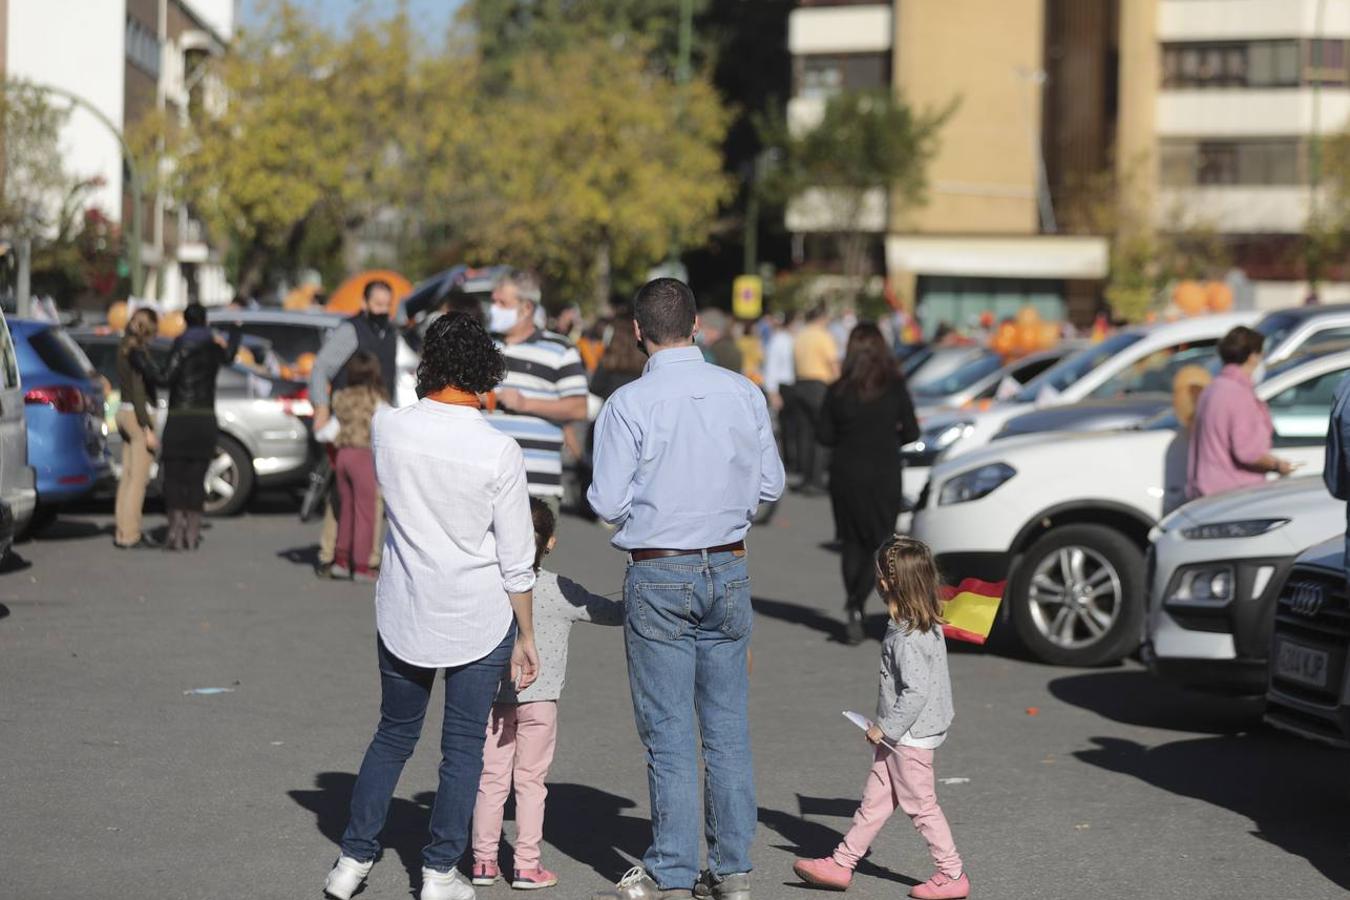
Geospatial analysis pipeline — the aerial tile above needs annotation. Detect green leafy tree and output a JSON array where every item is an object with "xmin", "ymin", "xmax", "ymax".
[
  {"xmin": 763, "ymin": 90, "xmax": 953, "ymax": 293},
  {"xmin": 0, "ymin": 80, "xmax": 74, "ymax": 238}
]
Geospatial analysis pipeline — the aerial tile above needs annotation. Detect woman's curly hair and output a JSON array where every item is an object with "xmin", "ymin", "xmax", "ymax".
[{"xmin": 416, "ymin": 312, "xmax": 506, "ymax": 397}]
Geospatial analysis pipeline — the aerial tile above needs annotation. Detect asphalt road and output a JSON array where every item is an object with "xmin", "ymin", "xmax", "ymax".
[{"xmin": 1, "ymin": 491, "xmax": 1347, "ymax": 900}]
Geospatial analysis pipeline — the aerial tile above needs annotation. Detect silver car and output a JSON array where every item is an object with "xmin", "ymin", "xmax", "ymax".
[
  {"xmin": 72, "ymin": 330, "xmax": 314, "ymax": 516},
  {"xmin": 0, "ymin": 309, "xmax": 35, "ymax": 535}
]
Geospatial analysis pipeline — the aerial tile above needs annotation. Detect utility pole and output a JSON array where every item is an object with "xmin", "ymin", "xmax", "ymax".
[{"xmin": 677, "ymin": 0, "xmax": 693, "ymax": 85}]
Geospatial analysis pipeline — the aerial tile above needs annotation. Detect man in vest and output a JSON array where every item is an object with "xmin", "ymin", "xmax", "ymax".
[{"xmin": 310, "ymin": 279, "xmax": 399, "ymax": 578}]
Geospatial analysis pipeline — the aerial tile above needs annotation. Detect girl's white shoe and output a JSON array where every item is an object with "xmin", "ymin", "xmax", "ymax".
[{"xmin": 324, "ymin": 856, "xmax": 374, "ymax": 900}]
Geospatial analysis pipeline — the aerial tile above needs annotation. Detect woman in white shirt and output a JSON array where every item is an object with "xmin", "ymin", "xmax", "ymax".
[{"xmin": 324, "ymin": 312, "xmax": 540, "ymax": 900}]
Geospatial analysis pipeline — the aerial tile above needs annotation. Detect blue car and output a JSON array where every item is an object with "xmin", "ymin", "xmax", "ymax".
[{"xmin": 13, "ymin": 320, "xmax": 111, "ymax": 519}]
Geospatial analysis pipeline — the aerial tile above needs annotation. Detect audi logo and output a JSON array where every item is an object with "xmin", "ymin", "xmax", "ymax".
[{"xmin": 1288, "ymin": 581, "xmax": 1326, "ymax": 618}]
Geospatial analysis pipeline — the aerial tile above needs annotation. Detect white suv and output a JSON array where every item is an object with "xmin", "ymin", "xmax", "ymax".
[
  {"xmin": 1145, "ymin": 478, "xmax": 1344, "ymax": 694},
  {"xmin": 910, "ymin": 349, "xmax": 1350, "ymax": 666}
]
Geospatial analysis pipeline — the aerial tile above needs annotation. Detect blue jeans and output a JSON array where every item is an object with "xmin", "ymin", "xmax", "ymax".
[
  {"xmin": 624, "ymin": 550, "xmax": 755, "ymax": 890},
  {"xmin": 340, "ymin": 628, "xmax": 515, "ymax": 870}
]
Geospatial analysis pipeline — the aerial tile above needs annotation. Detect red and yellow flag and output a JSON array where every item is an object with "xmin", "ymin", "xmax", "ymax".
[{"xmin": 938, "ymin": 578, "xmax": 1005, "ymax": 645}]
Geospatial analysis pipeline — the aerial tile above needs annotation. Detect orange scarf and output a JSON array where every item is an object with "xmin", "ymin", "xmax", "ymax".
[{"xmin": 427, "ymin": 386, "xmax": 483, "ymax": 409}]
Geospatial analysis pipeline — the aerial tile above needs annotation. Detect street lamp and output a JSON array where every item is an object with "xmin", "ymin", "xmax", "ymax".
[{"xmin": 2, "ymin": 81, "xmax": 146, "ymax": 297}]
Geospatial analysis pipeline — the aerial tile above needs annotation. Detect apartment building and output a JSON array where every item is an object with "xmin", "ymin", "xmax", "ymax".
[
  {"xmin": 2, "ymin": 0, "xmax": 234, "ymax": 308},
  {"xmin": 786, "ymin": 0, "xmax": 1350, "ymax": 324}
]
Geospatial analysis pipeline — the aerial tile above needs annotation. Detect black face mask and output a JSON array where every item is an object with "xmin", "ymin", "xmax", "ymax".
[{"xmin": 367, "ymin": 312, "xmax": 390, "ymax": 328}]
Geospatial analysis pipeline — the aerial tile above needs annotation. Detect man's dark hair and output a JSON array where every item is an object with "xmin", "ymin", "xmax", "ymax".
[
  {"xmin": 1217, "ymin": 325, "xmax": 1264, "ymax": 366},
  {"xmin": 416, "ymin": 311, "xmax": 506, "ymax": 396},
  {"xmin": 806, "ymin": 303, "xmax": 829, "ymax": 323},
  {"xmin": 183, "ymin": 303, "xmax": 207, "ymax": 328},
  {"xmin": 633, "ymin": 278, "xmax": 696, "ymax": 346},
  {"xmin": 363, "ymin": 279, "xmax": 393, "ymax": 301}
]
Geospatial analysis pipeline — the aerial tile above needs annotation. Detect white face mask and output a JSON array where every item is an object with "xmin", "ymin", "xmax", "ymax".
[{"xmin": 488, "ymin": 304, "xmax": 519, "ymax": 335}]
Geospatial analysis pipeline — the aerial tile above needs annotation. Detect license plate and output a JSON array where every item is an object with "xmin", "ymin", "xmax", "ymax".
[{"xmin": 1275, "ymin": 639, "xmax": 1330, "ymax": 689}]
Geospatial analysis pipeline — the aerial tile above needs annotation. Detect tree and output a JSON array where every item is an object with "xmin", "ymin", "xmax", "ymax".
[
  {"xmin": 0, "ymin": 80, "xmax": 74, "ymax": 239},
  {"xmin": 763, "ymin": 90, "xmax": 952, "ymax": 294},
  {"xmin": 445, "ymin": 39, "xmax": 731, "ymax": 308}
]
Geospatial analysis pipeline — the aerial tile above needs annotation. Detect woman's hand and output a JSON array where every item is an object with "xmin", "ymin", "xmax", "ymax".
[
  {"xmin": 512, "ymin": 635, "xmax": 540, "ymax": 691},
  {"xmin": 145, "ymin": 428, "xmax": 159, "ymax": 452},
  {"xmin": 865, "ymin": 724, "xmax": 885, "ymax": 745}
]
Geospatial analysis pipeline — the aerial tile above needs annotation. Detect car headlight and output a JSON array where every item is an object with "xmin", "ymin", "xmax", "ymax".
[
  {"xmin": 1167, "ymin": 564, "xmax": 1235, "ymax": 605},
  {"xmin": 901, "ymin": 420, "xmax": 974, "ymax": 463},
  {"xmin": 938, "ymin": 462, "xmax": 1016, "ymax": 506},
  {"xmin": 1179, "ymin": 519, "xmax": 1290, "ymax": 540}
]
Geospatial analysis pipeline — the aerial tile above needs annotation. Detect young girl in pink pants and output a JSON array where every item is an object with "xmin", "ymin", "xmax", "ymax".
[
  {"xmin": 794, "ymin": 536, "xmax": 971, "ymax": 900},
  {"xmin": 471, "ymin": 499, "xmax": 624, "ymax": 891}
]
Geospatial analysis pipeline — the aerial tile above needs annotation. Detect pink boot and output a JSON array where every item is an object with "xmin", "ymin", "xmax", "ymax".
[
  {"xmin": 909, "ymin": 871, "xmax": 970, "ymax": 899},
  {"xmin": 793, "ymin": 857, "xmax": 853, "ymax": 890}
]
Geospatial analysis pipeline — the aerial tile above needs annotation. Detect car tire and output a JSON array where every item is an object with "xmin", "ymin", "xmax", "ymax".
[
  {"xmin": 203, "ymin": 435, "xmax": 254, "ymax": 517},
  {"xmin": 1009, "ymin": 524, "xmax": 1145, "ymax": 667}
]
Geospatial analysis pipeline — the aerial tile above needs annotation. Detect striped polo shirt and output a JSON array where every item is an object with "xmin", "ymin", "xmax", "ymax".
[{"xmin": 489, "ymin": 329, "xmax": 589, "ymax": 497}]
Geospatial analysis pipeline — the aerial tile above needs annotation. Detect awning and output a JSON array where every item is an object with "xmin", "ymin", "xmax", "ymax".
[{"xmin": 886, "ymin": 234, "xmax": 1109, "ymax": 280}]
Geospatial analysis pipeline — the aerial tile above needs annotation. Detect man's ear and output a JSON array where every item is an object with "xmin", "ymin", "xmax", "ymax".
[{"xmin": 691, "ymin": 317, "xmax": 701, "ymax": 342}]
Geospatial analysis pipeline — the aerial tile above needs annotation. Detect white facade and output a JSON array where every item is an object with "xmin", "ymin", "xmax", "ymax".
[
  {"xmin": 1160, "ymin": 0, "xmax": 1350, "ymax": 41},
  {"xmin": 1157, "ymin": 89, "xmax": 1350, "ymax": 138},
  {"xmin": 5, "ymin": 0, "xmax": 126, "ymax": 224},
  {"xmin": 1157, "ymin": 186, "xmax": 1318, "ymax": 233},
  {"xmin": 787, "ymin": 4, "xmax": 892, "ymax": 55}
]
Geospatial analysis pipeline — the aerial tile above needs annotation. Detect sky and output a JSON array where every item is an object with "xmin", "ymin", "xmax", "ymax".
[{"xmin": 240, "ymin": 0, "xmax": 465, "ymax": 34}]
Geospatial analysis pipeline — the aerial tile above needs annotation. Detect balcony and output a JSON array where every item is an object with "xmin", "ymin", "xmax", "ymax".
[
  {"xmin": 1156, "ymin": 185, "xmax": 1317, "ymax": 234},
  {"xmin": 788, "ymin": 4, "xmax": 892, "ymax": 56}
]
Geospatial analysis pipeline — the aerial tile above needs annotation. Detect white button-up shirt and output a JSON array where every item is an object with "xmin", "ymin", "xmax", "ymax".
[{"xmin": 372, "ymin": 399, "xmax": 537, "ymax": 668}]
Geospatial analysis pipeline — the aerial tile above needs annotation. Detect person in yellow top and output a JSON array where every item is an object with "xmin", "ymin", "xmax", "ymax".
[{"xmin": 791, "ymin": 304, "xmax": 841, "ymax": 494}]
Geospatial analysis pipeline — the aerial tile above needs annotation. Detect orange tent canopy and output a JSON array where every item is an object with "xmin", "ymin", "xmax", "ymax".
[{"xmin": 325, "ymin": 269, "xmax": 413, "ymax": 315}]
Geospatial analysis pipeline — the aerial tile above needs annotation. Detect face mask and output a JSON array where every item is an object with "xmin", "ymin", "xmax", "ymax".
[
  {"xmin": 367, "ymin": 311, "xmax": 389, "ymax": 327},
  {"xmin": 488, "ymin": 304, "xmax": 519, "ymax": 335}
]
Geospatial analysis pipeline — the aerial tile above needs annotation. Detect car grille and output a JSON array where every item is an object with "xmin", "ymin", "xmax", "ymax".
[{"xmin": 1265, "ymin": 569, "xmax": 1350, "ymax": 748}]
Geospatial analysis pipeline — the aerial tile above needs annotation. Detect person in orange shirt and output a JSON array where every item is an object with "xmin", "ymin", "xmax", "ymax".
[{"xmin": 791, "ymin": 303, "xmax": 841, "ymax": 494}]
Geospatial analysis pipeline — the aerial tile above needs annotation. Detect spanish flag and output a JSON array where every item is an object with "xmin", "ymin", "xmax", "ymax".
[{"xmin": 939, "ymin": 578, "xmax": 1005, "ymax": 645}]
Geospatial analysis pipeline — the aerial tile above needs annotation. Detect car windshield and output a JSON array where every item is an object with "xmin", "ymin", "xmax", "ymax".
[
  {"xmin": 1255, "ymin": 310, "xmax": 1300, "ymax": 357},
  {"xmin": 1013, "ymin": 332, "xmax": 1145, "ymax": 403},
  {"xmin": 911, "ymin": 352, "xmax": 1003, "ymax": 399},
  {"xmin": 30, "ymin": 328, "xmax": 96, "ymax": 380}
]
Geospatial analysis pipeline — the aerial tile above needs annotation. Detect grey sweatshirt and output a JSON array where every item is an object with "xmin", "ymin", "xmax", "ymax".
[
  {"xmin": 876, "ymin": 619, "xmax": 955, "ymax": 743},
  {"xmin": 497, "ymin": 569, "xmax": 625, "ymax": 704}
]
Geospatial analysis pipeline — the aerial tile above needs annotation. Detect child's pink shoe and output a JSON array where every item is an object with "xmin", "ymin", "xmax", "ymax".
[
  {"xmin": 909, "ymin": 871, "xmax": 970, "ymax": 899},
  {"xmin": 471, "ymin": 860, "xmax": 500, "ymax": 886},
  {"xmin": 512, "ymin": 867, "xmax": 558, "ymax": 890},
  {"xmin": 793, "ymin": 857, "xmax": 853, "ymax": 890}
]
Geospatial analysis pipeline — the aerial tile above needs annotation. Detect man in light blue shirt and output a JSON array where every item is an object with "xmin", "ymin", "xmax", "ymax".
[{"xmin": 589, "ymin": 279, "xmax": 784, "ymax": 900}]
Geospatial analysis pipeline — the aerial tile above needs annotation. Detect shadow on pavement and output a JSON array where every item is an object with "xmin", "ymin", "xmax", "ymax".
[
  {"xmin": 540, "ymin": 783, "xmax": 649, "ymax": 882},
  {"xmin": 288, "ymin": 771, "xmax": 434, "ymax": 887},
  {"xmin": 753, "ymin": 596, "xmax": 847, "ymax": 643},
  {"xmin": 0, "ymin": 602, "xmax": 8, "ymax": 620},
  {"xmin": 0, "ymin": 552, "xmax": 31, "ymax": 575},
  {"xmin": 1049, "ymin": 669, "xmax": 1262, "ymax": 734},
  {"xmin": 1074, "ymin": 734, "xmax": 1350, "ymax": 891},
  {"xmin": 759, "ymin": 797, "xmax": 917, "ymax": 888},
  {"xmin": 277, "ymin": 544, "xmax": 322, "ymax": 568},
  {"xmin": 33, "ymin": 519, "xmax": 112, "ymax": 542}
]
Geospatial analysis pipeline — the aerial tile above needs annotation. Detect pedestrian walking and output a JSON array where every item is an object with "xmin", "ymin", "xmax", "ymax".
[
  {"xmin": 588, "ymin": 278, "xmax": 785, "ymax": 900},
  {"xmin": 472, "ymin": 498, "xmax": 625, "ymax": 892},
  {"xmin": 762, "ymin": 312, "xmax": 799, "ymax": 473},
  {"xmin": 699, "ymin": 308, "xmax": 743, "ymax": 373},
  {"xmin": 791, "ymin": 304, "xmax": 840, "ymax": 494},
  {"xmin": 1187, "ymin": 326, "xmax": 1294, "ymax": 499},
  {"xmin": 793, "ymin": 536, "xmax": 970, "ymax": 900},
  {"xmin": 323, "ymin": 312, "xmax": 540, "ymax": 900},
  {"xmin": 817, "ymin": 323, "xmax": 920, "ymax": 645},
  {"xmin": 329, "ymin": 351, "xmax": 387, "ymax": 582},
  {"xmin": 310, "ymin": 279, "xmax": 400, "ymax": 578},
  {"xmin": 113, "ymin": 307, "xmax": 161, "ymax": 549},
  {"xmin": 487, "ymin": 270, "xmax": 590, "ymax": 511},
  {"xmin": 140, "ymin": 304, "xmax": 240, "ymax": 551}
]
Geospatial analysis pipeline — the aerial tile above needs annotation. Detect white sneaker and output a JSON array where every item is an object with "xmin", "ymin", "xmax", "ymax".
[
  {"xmin": 421, "ymin": 866, "xmax": 476, "ymax": 900},
  {"xmin": 324, "ymin": 856, "xmax": 374, "ymax": 900}
]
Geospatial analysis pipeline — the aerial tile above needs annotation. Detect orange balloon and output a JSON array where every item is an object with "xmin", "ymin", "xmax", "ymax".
[
  {"xmin": 992, "ymin": 322, "xmax": 1017, "ymax": 357},
  {"xmin": 295, "ymin": 352, "xmax": 317, "ymax": 378},
  {"xmin": 1016, "ymin": 322, "xmax": 1040, "ymax": 354},
  {"xmin": 159, "ymin": 310, "xmax": 186, "ymax": 338},
  {"xmin": 1037, "ymin": 322, "xmax": 1059, "ymax": 350},
  {"xmin": 325, "ymin": 269, "xmax": 413, "ymax": 316},
  {"xmin": 1206, "ymin": 281, "xmax": 1233, "ymax": 312},
  {"xmin": 1174, "ymin": 280, "xmax": 1207, "ymax": 316},
  {"xmin": 1016, "ymin": 306, "xmax": 1041, "ymax": 328},
  {"xmin": 107, "ymin": 301, "xmax": 129, "ymax": 332}
]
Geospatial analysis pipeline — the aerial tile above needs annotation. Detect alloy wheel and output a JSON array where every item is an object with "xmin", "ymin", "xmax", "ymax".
[{"xmin": 1026, "ymin": 545, "xmax": 1123, "ymax": 650}]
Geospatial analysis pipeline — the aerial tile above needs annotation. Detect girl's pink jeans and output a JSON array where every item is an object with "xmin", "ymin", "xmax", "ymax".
[
  {"xmin": 833, "ymin": 745, "xmax": 963, "ymax": 879},
  {"xmin": 472, "ymin": 701, "xmax": 559, "ymax": 870}
]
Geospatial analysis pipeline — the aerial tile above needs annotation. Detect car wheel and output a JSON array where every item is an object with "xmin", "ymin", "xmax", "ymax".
[
  {"xmin": 1009, "ymin": 524, "xmax": 1145, "ymax": 666},
  {"xmin": 203, "ymin": 435, "xmax": 254, "ymax": 517}
]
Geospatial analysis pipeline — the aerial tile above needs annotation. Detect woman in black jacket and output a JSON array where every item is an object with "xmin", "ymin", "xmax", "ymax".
[
  {"xmin": 817, "ymin": 322, "xmax": 921, "ymax": 645},
  {"xmin": 141, "ymin": 304, "xmax": 241, "ymax": 550}
]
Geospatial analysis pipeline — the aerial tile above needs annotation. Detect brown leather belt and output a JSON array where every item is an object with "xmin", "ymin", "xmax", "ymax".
[{"xmin": 630, "ymin": 541, "xmax": 746, "ymax": 562}]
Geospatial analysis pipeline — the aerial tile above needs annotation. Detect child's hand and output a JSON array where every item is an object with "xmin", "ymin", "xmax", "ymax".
[{"xmin": 865, "ymin": 725, "xmax": 885, "ymax": 745}]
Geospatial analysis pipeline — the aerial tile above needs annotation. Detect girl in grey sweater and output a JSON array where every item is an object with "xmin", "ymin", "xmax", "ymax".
[
  {"xmin": 471, "ymin": 499, "xmax": 624, "ymax": 891},
  {"xmin": 793, "ymin": 536, "xmax": 970, "ymax": 900}
]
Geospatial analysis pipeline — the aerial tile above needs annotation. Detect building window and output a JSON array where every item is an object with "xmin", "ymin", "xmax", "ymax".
[
  {"xmin": 126, "ymin": 16, "xmax": 161, "ymax": 78},
  {"xmin": 796, "ymin": 52, "xmax": 890, "ymax": 99},
  {"xmin": 1160, "ymin": 139, "xmax": 1303, "ymax": 186},
  {"xmin": 1162, "ymin": 40, "xmax": 1319, "ymax": 88}
]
